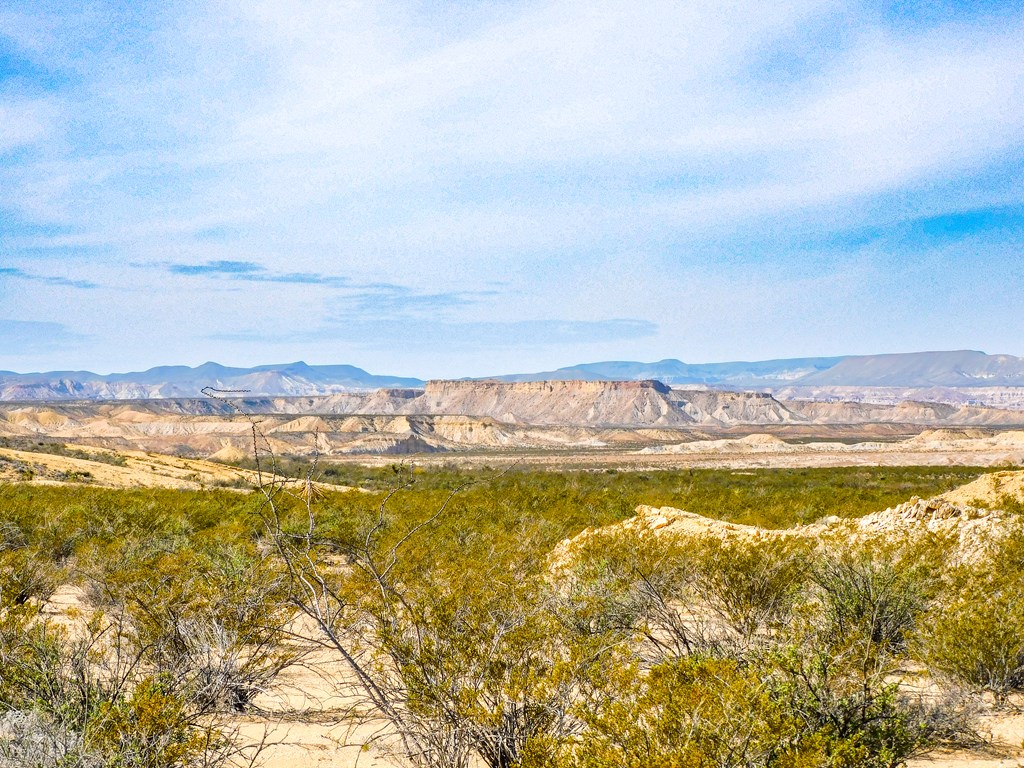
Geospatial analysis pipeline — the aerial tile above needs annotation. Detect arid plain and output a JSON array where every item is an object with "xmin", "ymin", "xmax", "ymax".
[
  {"xmin": 3, "ymin": 378, "xmax": 1024, "ymax": 485},
  {"xmin": 5, "ymin": 374, "xmax": 1024, "ymax": 768}
]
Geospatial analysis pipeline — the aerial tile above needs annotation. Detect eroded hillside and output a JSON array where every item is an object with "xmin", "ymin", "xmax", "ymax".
[{"xmin": 3, "ymin": 380, "xmax": 1024, "ymax": 468}]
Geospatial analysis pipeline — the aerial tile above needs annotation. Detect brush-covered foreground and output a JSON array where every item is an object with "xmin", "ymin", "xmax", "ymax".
[{"xmin": 0, "ymin": 465, "xmax": 1022, "ymax": 768}]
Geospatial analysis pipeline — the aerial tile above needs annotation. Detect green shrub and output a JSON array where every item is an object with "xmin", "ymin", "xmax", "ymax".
[
  {"xmin": 922, "ymin": 582, "xmax": 1024, "ymax": 701},
  {"xmin": 772, "ymin": 623, "xmax": 931, "ymax": 768},
  {"xmin": 687, "ymin": 534, "xmax": 810, "ymax": 644},
  {"xmin": 811, "ymin": 534, "xmax": 946, "ymax": 651},
  {"xmin": 556, "ymin": 652, "xmax": 923, "ymax": 768},
  {"xmin": 92, "ymin": 676, "xmax": 211, "ymax": 768},
  {"xmin": 0, "ymin": 464, "xmax": 997, "ymax": 766},
  {"xmin": 920, "ymin": 527, "xmax": 1024, "ymax": 701},
  {"xmin": 560, "ymin": 656, "xmax": 805, "ymax": 768}
]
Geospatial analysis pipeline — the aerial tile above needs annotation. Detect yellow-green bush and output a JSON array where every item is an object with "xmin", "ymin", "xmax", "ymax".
[
  {"xmin": 0, "ymin": 465, "xmax": 1001, "ymax": 767},
  {"xmin": 919, "ymin": 526, "xmax": 1024, "ymax": 700}
]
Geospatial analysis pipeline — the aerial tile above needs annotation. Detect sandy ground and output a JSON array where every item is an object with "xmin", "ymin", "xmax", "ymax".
[
  {"xmin": 0, "ymin": 444, "xmax": 363, "ymax": 495},
  {"xmin": 238, "ymin": 647, "xmax": 405, "ymax": 768},
  {"xmin": 942, "ymin": 470, "xmax": 1024, "ymax": 506},
  {"xmin": 317, "ymin": 448, "xmax": 1022, "ymax": 472},
  {"xmin": 2, "ymin": 422, "xmax": 1023, "ymax": 483},
  {"xmin": 315, "ymin": 430, "xmax": 1024, "ymax": 471},
  {"xmin": 908, "ymin": 713, "xmax": 1024, "ymax": 768},
  {"xmin": 0, "ymin": 444, "xmax": 257, "ymax": 489}
]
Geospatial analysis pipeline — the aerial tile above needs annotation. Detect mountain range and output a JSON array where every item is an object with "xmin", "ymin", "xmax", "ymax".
[
  {"xmin": 3, "ymin": 350, "xmax": 1024, "ymax": 401},
  {"xmin": 492, "ymin": 350, "xmax": 1024, "ymax": 387},
  {"xmin": 0, "ymin": 361, "xmax": 423, "ymax": 400}
]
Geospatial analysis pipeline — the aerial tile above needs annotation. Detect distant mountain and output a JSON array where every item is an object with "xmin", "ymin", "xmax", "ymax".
[
  {"xmin": 795, "ymin": 351, "xmax": 1024, "ymax": 387},
  {"xmin": 0, "ymin": 362, "xmax": 424, "ymax": 400},
  {"xmin": 494, "ymin": 351, "xmax": 1024, "ymax": 388},
  {"xmin": 491, "ymin": 357, "xmax": 845, "ymax": 387},
  {"xmin": 3, "ymin": 351, "xmax": 1024, "ymax": 402}
]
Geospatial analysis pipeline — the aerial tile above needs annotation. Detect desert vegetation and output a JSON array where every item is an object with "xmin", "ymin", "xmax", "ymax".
[{"xmin": 0, "ymin": 462, "xmax": 1021, "ymax": 766}]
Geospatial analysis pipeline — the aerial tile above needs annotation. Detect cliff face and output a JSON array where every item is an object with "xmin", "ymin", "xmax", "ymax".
[
  {"xmin": 4, "ymin": 381, "xmax": 1024, "ymax": 435},
  {"xmin": 5, "ymin": 382, "xmax": 1024, "ymax": 461},
  {"xmin": 784, "ymin": 399, "xmax": 1023, "ymax": 426},
  {"xmin": 412, "ymin": 379, "xmax": 685, "ymax": 426},
  {"xmin": 670, "ymin": 390, "xmax": 794, "ymax": 425},
  {"xmin": 346, "ymin": 381, "xmax": 1024, "ymax": 428},
  {"xmin": 771, "ymin": 386, "xmax": 1024, "ymax": 410}
]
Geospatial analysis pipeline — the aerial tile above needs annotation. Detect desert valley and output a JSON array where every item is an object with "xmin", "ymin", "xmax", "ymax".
[
  {"xmin": 0, "ymin": 352, "xmax": 1023, "ymax": 766},
  {"xmin": 4, "ymin": 3, "xmax": 1024, "ymax": 765},
  {"xmin": 4, "ymin": 352, "xmax": 1024, "ymax": 487}
]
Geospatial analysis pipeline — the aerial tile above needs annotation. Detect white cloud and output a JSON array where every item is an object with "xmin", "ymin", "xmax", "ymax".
[{"xmin": 1, "ymin": 1, "xmax": 1023, "ymax": 372}]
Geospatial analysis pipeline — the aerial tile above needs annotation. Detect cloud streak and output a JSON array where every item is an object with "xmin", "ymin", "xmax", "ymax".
[
  {"xmin": 165, "ymin": 260, "xmax": 352, "ymax": 285},
  {"xmin": 0, "ymin": 266, "xmax": 97, "ymax": 289},
  {"xmin": 161, "ymin": 260, "xmax": 494, "ymax": 312},
  {"xmin": 212, "ymin": 317, "xmax": 658, "ymax": 350}
]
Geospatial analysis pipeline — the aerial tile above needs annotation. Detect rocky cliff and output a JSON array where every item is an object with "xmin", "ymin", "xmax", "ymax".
[
  {"xmin": 413, "ymin": 379, "xmax": 690, "ymax": 426},
  {"xmin": 5, "ymin": 380, "xmax": 1024, "ymax": 433}
]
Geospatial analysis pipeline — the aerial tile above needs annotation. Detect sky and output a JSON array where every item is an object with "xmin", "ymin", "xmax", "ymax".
[{"xmin": 1, "ymin": 0, "xmax": 1023, "ymax": 378}]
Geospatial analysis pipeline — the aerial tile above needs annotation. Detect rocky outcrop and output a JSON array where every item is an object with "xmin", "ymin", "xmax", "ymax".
[
  {"xmin": 670, "ymin": 390, "xmax": 794, "ymax": 425},
  {"xmin": 552, "ymin": 473, "xmax": 1024, "ymax": 570},
  {"xmin": 784, "ymin": 399, "xmax": 1024, "ymax": 426}
]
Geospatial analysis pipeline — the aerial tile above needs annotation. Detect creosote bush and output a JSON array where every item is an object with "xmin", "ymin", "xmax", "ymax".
[
  {"xmin": 0, "ymin": 485, "xmax": 286, "ymax": 767},
  {"xmin": 811, "ymin": 533, "xmax": 949, "ymax": 652},
  {"xmin": 687, "ymin": 534, "xmax": 810, "ymax": 645},
  {"xmin": 919, "ymin": 525, "xmax": 1024, "ymax": 701},
  {"xmin": 562, "ymin": 656, "xmax": 810, "ymax": 768},
  {"xmin": 0, "ymin": 463, "xmax": 1005, "ymax": 766}
]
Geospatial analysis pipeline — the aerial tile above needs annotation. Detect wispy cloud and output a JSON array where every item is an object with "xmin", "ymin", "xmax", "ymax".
[
  {"xmin": 164, "ymin": 260, "xmax": 352, "ymax": 286},
  {"xmin": 212, "ymin": 317, "xmax": 657, "ymax": 350},
  {"xmin": 167, "ymin": 260, "xmax": 263, "ymax": 276},
  {"xmin": 162, "ymin": 261, "xmax": 494, "ymax": 311},
  {"xmin": 0, "ymin": 97, "xmax": 62, "ymax": 155},
  {"xmin": 1, "ymin": 1, "xmax": 1023, "ymax": 373},
  {"xmin": 337, "ymin": 285, "xmax": 495, "ymax": 316},
  {"xmin": 0, "ymin": 266, "xmax": 97, "ymax": 289}
]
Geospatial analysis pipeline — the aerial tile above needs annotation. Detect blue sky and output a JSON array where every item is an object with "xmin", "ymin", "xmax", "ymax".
[{"xmin": 1, "ymin": 0, "xmax": 1023, "ymax": 377}]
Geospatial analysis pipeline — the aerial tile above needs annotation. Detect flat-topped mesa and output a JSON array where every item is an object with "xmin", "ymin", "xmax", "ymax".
[
  {"xmin": 418, "ymin": 379, "xmax": 683, "ymax": 426},
  {"xmin": 424, "ymin": 378, "xmax": 672, "ymax": 397}
]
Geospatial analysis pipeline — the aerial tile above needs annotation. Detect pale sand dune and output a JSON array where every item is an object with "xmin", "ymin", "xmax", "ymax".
[{"xmin": 552, "ymin": 472, "xmax": 1023, "ymax": 568}]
